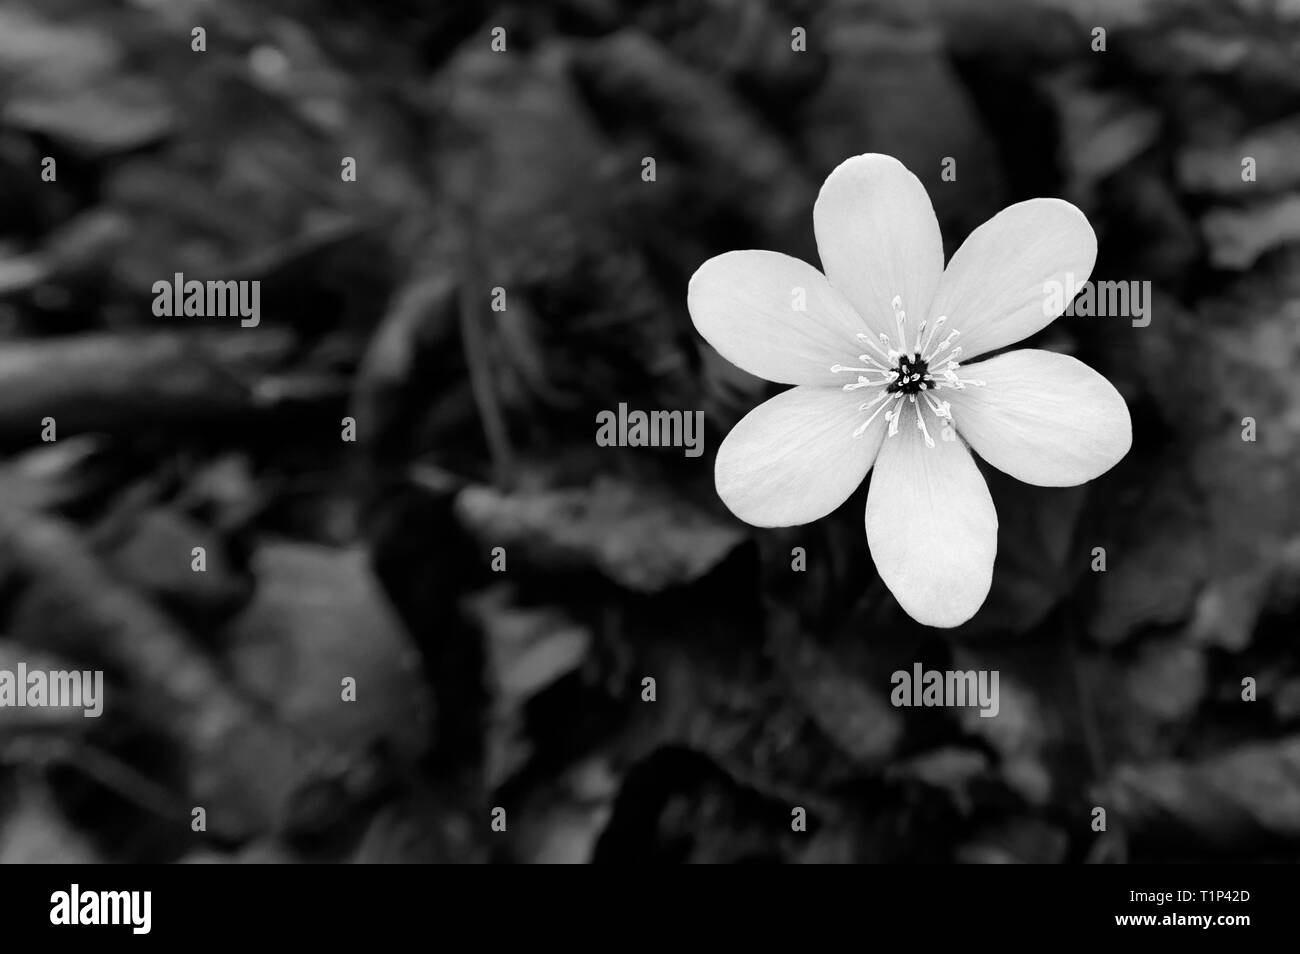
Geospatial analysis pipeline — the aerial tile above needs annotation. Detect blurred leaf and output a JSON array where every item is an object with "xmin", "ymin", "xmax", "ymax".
[
  {"xmin": 98, "ymin": 506, "xmax": 249, "ymax": 621},
  {"xmin": 571, "ymin": 30, "xmax": 814, "ymax": 249},
  {"xmin": 1178, "ymin": 117, "xmax": 1300, "ymax": 196},
  {"xmin": 511, "ymin": 756, "xmax": 619, "ymax": 864},
  {"xmin": 0, "ymin": 779, "xmax": 100, "ymax": 864},
  {"xmin": 455, "ymin": 475, "xmax": 745, "ymax": 593},
  {"xmin": 0, "ymin": 253, "xmax": 48, "ymax": 295},
  {"xmin": 0, "ymin": 435, "xmax": 109, "ymax": 512},
  {"xmin": 1048, "ymin": 76, "xmax": 1161, "ymax": 192},
  {"xmin": 887, "ymin": 746, "xmax": 992, "ymax": 815},
  {"xmin": 800, "ymin": 17, "xmax": 1005, "ymax": 244},
  {"xmin": 1200, "ymin": 195, "xmax": 1300, "ymax": 271},
  {"xmin": 7, "ymin": 75, "xmax": 172, "ymax": 154},
  {"xmin": 955, "ymin": 818, "xmax": 1068, "ymax": 864},
  {"xmin": 1100, "ymin": 736, "xmax": 1300, "ymax": 849},
  {"xmin": 350, "ymin": 787, "xmax": 485, "ymax": 865},
  {"xmin": 1082, "ymin": 637, "xmax": 1205, "ymax": 764},
  {"xmin": 768, "ymin": 605, "xmax": 903, "ymax": 766},
  {"xmin": 1089, "ymin": 480, "xmax": 1208, "ymax": 645},
  {"xmin": 1129, "ymin": 256, "xmax": 1300, "ymax": 650},
  {"xmin": 438, "ymin": 42, "xmax": 611, "ymax": 281},
  {"xmin": 957, "ymin": 470, "xmax": 1087, "ymax": 638},
  {"xmin": 463, "ymin": 585, "xmax": 592, "ymax": 788},
  {"xmin": 225, "ymin": 540, "xmax": 432, "ymax": 766},
  {"xmin": 0, "ymin": 8, "xmax": 118, "ymax": 90},
  {"xmin": 954, "ymin": 644, "xmax": 1060, "ymax": 806},
  {"xmin": 0, "ymin": 641, "xmax": 98, "ymax": 730}
]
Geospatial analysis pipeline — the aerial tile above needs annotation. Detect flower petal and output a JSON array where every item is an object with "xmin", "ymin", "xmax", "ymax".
[
  {"xmin": 814, "ymin": 154, "xmax": 944, "ymax": 343},
  {"xmin": 688, "ymin": 250, "xmax": 867, "ymax": 386},
  {"xmin": 926, "ymin": 198, "xmax": 1097, "ymax": 360},
  {"xmin": 715, "ymin": 385, "xmax": 887, "ymax": 527},
  {"xmin": 945, "ymin": 349, "xmax": 1132, "ymax": 487},
  {"xmin": 865, "ymin": 425, "xmax": 997, "ymax": 628}
]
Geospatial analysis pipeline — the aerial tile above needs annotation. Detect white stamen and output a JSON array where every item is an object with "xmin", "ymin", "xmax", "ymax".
[
  {"xmin": 914, "ymin": 399, "xmax": 935, "ymax": 448},
  {"xmin": 832, "ymin": 361, "xmax": 892, "ymax": 383},
  {"xmin": 926, "ymin": 329, "xmax": 961, "ymax": 363},
  {"xmin": 921, "ymin": 391, "xmax": 951, "ymax": 420},
  {"xmin": 843, "ymin": 373, "xmax": 892, "ymax": 392},
  {"xmin": 890, "ymin": 295, "xmax": 907, "ymax": 339},
  {"xmin": 853, "ymin": 392, "xmax": 896, "ymax": 437},
  {"xmin": 856, "ymin": 332, "xmax": 894, "ymax": 365},
  {"xmin": 920, "ymin": 315, "xmax": 945, "ymax": 356}
]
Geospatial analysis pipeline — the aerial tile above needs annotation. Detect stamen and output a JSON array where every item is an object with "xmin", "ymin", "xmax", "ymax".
[
  {"xmin": 921, "ymin": 391, "xmax": 951, "ymax": 421},
  {"xmin": 877, "ymin": 295, "xmax": 908, "ymax": 358},
  {"xmin": 920, "ymin": 315, "xmax": 945, "ymax": 357},
  {"xmin": 926, "ymin": 329, "xmax": 961, "ymax": 363},
  {"xmin": 934, "ymin": 369, "xmax": 985, "ymax": 391},
  {"xmin": 843, "ymin": 374, "xmax": 889, "ymax": 392},
  {"xmin": 852, "ymin": 392, "xmax": 896, "ymax": 437},
  {"xmin": 855, "ymin": 332, "xmax": 894, "ymax": 365},
  {"xmin": 914, "ymin": 399, "xmax": 935, "ymax": 448},
  {"xmin": 831, "ymin": 362, "xmax": 892, "ymax": 381}
]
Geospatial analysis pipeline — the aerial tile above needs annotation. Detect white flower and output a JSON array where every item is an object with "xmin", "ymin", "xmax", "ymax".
[{"xmin": 687, "ymin": 154, "xmax": 1132, "ymax": 628}]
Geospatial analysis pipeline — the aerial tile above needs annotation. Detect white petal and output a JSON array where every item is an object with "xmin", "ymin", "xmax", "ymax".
[
  {"xmin": 945, "ymin": 349, "xmax": 1132, "ymax": 487},
  {"xmin": 926, "ymin": 198, "xmax": 1097, "ymax": 360},
  {"xmin": 688, "ymin": 250, "xmax": 867, "ymax": 386},
  {"xmin": 715, "ymin": 385, "xmax": 887, "ymax": 527},
  {"xmin": 814, "ymin": 154, "xmax": 944, "ymax": 344},
  {"xmin": 865, "ymin": 425, "xmax": 997, "ymax": 628}
]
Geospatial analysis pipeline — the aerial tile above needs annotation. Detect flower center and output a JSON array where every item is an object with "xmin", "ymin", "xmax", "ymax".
[
  {"xmin": 829, "ymin": 294, "xmax": 986, "ymax": 448},
  {"xmin": 887, "ymin": 353, "xmax": 932, "ymax": 396}
]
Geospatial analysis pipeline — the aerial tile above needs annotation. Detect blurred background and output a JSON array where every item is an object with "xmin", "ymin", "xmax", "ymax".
[{"xmin": 0, "ymin": 0, "xmax": 1298, "ymax": 863}]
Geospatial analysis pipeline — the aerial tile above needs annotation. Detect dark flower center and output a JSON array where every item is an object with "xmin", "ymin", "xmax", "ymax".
[{"xmin": 887, "ymin": 353, "xmax": 932, "ymax": 395}]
